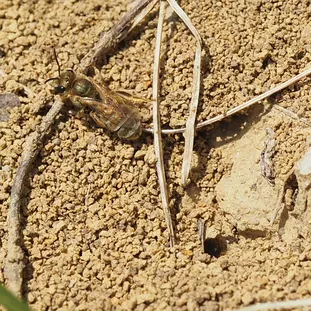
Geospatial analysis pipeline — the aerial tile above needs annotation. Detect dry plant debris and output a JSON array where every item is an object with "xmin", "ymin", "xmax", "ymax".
[
  {"xmin": 2, "ymin": 0, "xmax": 311, "ymax": 310},
  {"xmin": 260, "ymin": 128, "xmax": 276, "ymax": 185},
  {"xmin": 79, "ymin": 0, "xmax": 158, "ymax": 72},
  {"xmin": 4, "ymin": 99, "xmax": 64, "ymax": 295},
  {"xmin": 164, "ymin": 0, "xmax": 202, "ymax": 186},
  {"xmin": 235, "ymin": 298, "xmax": 311, "ymax": 311},
  {"xmin": 152, "ymin": 0, "xmax": 175, "ymax": 246},
  {"xmin": 272, "ymin": 145, "xmax": 311, "ymax": 244}
]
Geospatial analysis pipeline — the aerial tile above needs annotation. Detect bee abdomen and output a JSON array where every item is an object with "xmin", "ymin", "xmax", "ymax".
[{"xmin": 117, "ymin": 114, "xmax": 142, "ymax": 140}]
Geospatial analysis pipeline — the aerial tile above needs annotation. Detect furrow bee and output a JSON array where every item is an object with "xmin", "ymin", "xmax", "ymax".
[{"xmin": 47, "ymin": 50, "xmax": 143, "ymax": 140}]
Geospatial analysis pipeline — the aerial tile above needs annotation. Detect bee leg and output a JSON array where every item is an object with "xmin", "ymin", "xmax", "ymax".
[
  {"xmin": 115, "ymin": 90, "xmax": 153, "ymax": 106},
  {"xmin": 68, "ymin": 109, "xmax": 84, "ymax": 119},
  {"xmin": 89, "ymin": 111, "xmax": 109, "ymax": 129}
]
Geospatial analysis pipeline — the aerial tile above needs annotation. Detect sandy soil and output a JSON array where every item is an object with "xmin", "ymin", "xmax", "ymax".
[{"xmin": 1, "ymin": 0, "xmax": 311, "ymax": 310}]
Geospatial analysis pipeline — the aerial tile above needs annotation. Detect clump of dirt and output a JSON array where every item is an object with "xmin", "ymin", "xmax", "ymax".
[{"xmin": 1, "ymin": 0, "xmax": 311, "ymax": 310}]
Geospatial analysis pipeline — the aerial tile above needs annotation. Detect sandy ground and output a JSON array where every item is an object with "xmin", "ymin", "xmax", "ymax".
[{"xmin": 1, "ymin": 0, "xmax": 311, "ymax": 310}]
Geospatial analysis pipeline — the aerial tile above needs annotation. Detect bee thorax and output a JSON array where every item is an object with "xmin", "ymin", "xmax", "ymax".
[{"xmin": 73, "ymin": 79, "xmax": 93, "ymax": 97}]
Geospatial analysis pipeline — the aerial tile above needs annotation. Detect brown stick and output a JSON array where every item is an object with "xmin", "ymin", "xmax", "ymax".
[
  {"xmin": 5, "ymin": 0, "xmax": 157, "ymax": 295},
  {"xmin": 80, "ymin": 0, "xmax": 157, "ymax": 72},
  {"xmin": 4, "ymin": 100, "xmax": 64, "ymax": 295}
]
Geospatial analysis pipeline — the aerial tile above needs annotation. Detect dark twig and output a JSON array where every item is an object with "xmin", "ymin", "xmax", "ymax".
[
  {"xmin": 5, "ymin": 0, "xmax": 159, "ymax": 295},
  {"xmin": 80, "ymin": 0, "xmax": 157, "ymax": 72},
  {"xmin": 4, "ymin": 100, "xmax": 64, "ymax": 295},
  {"xmin": 260, "ymin": 128, "xmax": 276, "ymax": 185}
]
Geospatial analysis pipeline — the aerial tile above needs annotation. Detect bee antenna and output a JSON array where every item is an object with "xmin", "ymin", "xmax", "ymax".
[
  {"xmin": 53, "ymin": 47, "xmax": 61, "ymax": 77},
  {"xmin": 45, "ymin": 77, "xmax": 59, "ymax": 84}
]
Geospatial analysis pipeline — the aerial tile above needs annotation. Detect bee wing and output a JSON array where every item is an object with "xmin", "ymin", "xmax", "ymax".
[
  {"xmin": 78, "ymin": 84, "xmax": 140, "ymax": 132},
  {"xmin": 115, "ymin": 89, "xmax": 153, "ymax": 106}
]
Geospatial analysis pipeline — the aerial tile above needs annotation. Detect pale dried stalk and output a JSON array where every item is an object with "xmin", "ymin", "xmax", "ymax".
[
  {"xmin": 235, "ymin": 299, "xmax": 311, "ymax": 311},
  {"xmin": 152, "ymin": 0, "xmax": 175, "ymax": 247},
  {"xmin": 144, "ymin": 65, "xmax": 311, "ymax": 135},
  {"xmin": 5, "ymin": 100, "xmax": 64, "ymax": 295},
  {"xmin": 130, "ymin": 0, "xmax": 159, "ymax": 33},
  {"xmin": 181, "ymin": 45, "xmax": 201, "ymax": 185},
  {"xmin": 80, "ymin": 0, "xmax": 157, "ymax": 72},
  {"xmin": 196, "ymin": 66, "xmax": 311, "ymax": 129},
  {"xmin": 164, "ymin": 0, "xmax": 202, "ymax": 186}
]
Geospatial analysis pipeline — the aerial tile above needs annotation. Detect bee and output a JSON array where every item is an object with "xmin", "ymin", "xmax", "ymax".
[{"xmin": 47, "ymin": 50, "xmax": 142, "ymax": 140}]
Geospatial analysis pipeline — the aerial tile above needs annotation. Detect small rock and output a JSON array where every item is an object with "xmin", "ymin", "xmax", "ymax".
[
  {"xmin": 134, "ymin": 150, "xmax": 146, "ymax": 159},
  {"xmin": 0, "ymin": 93, "xmax": 20, "ymax": 109},
  {"xmin": 241, "ymin": 291, "xmax": 254, "ymax": 305},
  {"xmin": 136, "ymin": 293, "xmax": 155, "ymax": 305},
  {"xmin": 0, "ymin": 93, "xmax": 21, "ymax": 121},
  {"xmin": 123, "ymin": 146, "xmax": 135, "ymax": 159}
]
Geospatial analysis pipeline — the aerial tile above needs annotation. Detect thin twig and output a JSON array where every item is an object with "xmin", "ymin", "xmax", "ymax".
[
  {"xmin": 144, "ymin": 66, "xmax": 311, "ymax": 135},
  {"xmin": 152, "ymin": 0, "xmax": 175, "ymax": 247},
  {"xmin": 165, "ymin": 0, "xmax": 202, "ymax": 186},
  {"xmin": 260, "ymin": 128, "xmax": 276, "ymax": 185},
  {"xmin": 4, "ymin": 99, "xmax": 64, "ymax": 295},
  {"xmin": 85, "ymin": 184, "xmax": 91, "ymax": 207},
  {"xmin": 270, "ymin": 168, "xmax": 294, "ymax": 224},
  {"xmin": 5, "ymin": 2, "xmax": 159, "ymax": 294},
  {"xmin": 80, "ymin": 0, "xmax": 157, "ymax": 72},
  {"xmin": 197, "ymin": 218, "xmax": 206, "ymax": 252},
  {"xmin": 234, "ymin": 299, "xmax": 311, "ymax": 311},
  {"xmin": 274, "ymin": 104, "xmax": 311, "ymax": 127}
]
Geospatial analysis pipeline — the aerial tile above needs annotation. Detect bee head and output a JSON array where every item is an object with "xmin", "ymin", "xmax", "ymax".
[
  {"xmin": 57, "ymin": 70, "xmax": 76, "ymax": 93},
  {"xmin": 46, "ymin": 48, "xmax": 76, "ymax": 94},
  {"xmin": 46, "ymin": 70, "xmax": 76, "ymax": 94}
]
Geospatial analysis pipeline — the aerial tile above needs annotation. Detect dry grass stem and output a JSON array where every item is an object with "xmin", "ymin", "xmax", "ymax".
[
  {"xmin": 166, "ymin": 0, "xmax": 202, "ymax": 44},
  {"xmin": 196, "ymin": 66, "xmax": 311, "ymax": 129},
  {"xmin": 234, "ymin": 299, "xmax": 311, "ymax": 311},
  {"xmin": 164, "ymin": 0, "xmax": 202, "ymax": 186},
  {"xmin": 274, "ymin": 104, "xmax": 311, "ymax": 126},
  {"xmin": 80, "ymin": 0, "xmax": 156, "ymax": 72},
  {"xmin": 181, "ymin": 44, "xmax": 201, "ymax": 186},
  {"xmin": 129, "ymin": 0, "xmax": 159, "ymax": 33},
  {"xmin": 144, "ymin": 65, "xmax": 311, "ymax": 134},
  {"xmin": 5, "ymin": 99, "xmax": 64, "ymax": 295},
  {"xmin": 152, "ymin": 0, "xmax": 175, "ymax": 247}
]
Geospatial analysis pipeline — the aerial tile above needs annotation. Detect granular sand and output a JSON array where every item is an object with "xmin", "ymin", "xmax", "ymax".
[{"xmin": 1, "ymin": 0, "xmax": 311, "ymax": 310}]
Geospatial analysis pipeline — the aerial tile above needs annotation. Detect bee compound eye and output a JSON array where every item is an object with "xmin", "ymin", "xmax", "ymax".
[
  {"xmin": 55, "ymin": 86, "xmax": 66, "ymax": 94},
  {"xmin": 73, "ymin": 79, "xmax": 92, "ymax": 96}
]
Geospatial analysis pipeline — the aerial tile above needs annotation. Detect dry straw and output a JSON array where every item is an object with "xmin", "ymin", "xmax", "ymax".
[
  {"xmin": 144, "ymin": 65, "xmax": 311, "ymax": 135},
  {"xmin": 152, "ymin": 0, "xmax": 175, "ymax": 247},
  {"xmin": 166, "ymin": 0, "xmax": 202, "ymax": 186},
  {"xmin": 235, "ymin": 299, "xmax": 311, "ymax": 311}
]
